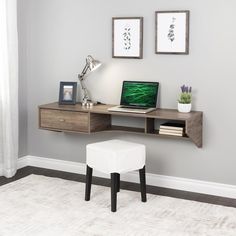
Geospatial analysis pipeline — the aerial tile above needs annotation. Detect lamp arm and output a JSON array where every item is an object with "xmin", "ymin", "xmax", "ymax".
[
  {"xmin": 79, "ymin": 63, "xmax": 89, "ymax": 80},
  {"xmin": 78, "ymin": 63, "xmax": 91, "ymax": 103},
  {"xmin": 79, "ymin": 77, "xmax": 90, "ymax": 103}
]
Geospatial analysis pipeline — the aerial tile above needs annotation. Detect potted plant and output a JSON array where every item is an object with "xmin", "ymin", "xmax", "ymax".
[{"xmin": 178, "ymin": 85, "xmax": 192, "ymax": 113}]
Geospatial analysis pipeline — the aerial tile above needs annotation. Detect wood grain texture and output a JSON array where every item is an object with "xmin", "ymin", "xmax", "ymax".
[
  {"xmin": 39, "ymin": 103, "xmax": 90, "ymax": 112},
  {"xmin": 106, "ymin": 125, "xmax": 145, "ymax": 134},
  {"xmin": 39, "ymin": 103, "xmax": 199, "ymax": 120},
  {"xmin": 186, "ymin": 112, "xmax": 203, "ymax": 148},
  {"xmin": 39, "ymin": 108, "xmax": 89, "ymax": 133},
  {"xmin": 38, "ymin": 103, "xmax": 203, "ymax": 148},
  {"xmin": 145, "ymin": 118, "xmax": 155, "ymax": 134},
  {"xmin": 89, "ymin": 113, "xmax": 111, "ymax": 132}
]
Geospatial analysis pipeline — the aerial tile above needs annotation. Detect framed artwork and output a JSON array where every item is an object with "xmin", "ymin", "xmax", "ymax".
[
  {"xmin": 59, "ymin": 82, "xmax": 77, "ymax": 105},
  {"xmin": 155, "ymin": 11, "xmax": 190, "ymax": 54},
  {"xmin": 112, "ymin": 17, "xmax": 143, "ymax": 59}
]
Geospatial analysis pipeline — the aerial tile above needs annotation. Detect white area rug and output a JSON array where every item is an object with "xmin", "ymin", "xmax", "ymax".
[{"xmin": 0, "ymin": 175, "xmax": 236, "ymax": 236}]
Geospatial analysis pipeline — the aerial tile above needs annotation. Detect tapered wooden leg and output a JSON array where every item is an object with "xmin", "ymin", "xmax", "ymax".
[
  {"xmin": 139, "ymin": 165, "xmax": 147, "ymax": 202},
  {"xmin": 111, "ymin": 173, "xmax": 117, "ymax": 212},
  {"xmin": 85, "ymin": 165, "xmax": 93, "ymax": 201},
  {"xmin": 116, "ymin": 173, "xmax": 120, "ymax": 192}
]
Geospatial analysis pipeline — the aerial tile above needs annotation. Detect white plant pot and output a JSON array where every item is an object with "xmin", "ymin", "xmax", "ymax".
[{"xmin": 178, "ymin": 103, "xmax": 192, "ymax": 113}]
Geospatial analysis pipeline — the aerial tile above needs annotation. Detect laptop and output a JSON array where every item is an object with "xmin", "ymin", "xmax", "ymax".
[{"xmin": 108, "ymin": 81, "xmax": 159, "ymax": 114}]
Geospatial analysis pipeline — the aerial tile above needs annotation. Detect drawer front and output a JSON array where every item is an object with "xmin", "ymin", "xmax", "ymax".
[{"xmin": 40, "ymin": 109, "xmax": 89, "ymax": 132}]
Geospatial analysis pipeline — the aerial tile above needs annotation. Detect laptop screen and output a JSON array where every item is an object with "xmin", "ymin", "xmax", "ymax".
[{"xmin": 120, "ymin": 81, "xmax": 159, "ymax": 108}]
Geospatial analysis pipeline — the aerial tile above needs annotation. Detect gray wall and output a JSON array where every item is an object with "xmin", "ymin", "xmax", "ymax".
[
  {"xmin": 18, "ymin": 0, "xmax": 236, "ymax": 185},
  {"xmin": 18, "ymin": 1, "xmax": 28, "ymax": 157}
]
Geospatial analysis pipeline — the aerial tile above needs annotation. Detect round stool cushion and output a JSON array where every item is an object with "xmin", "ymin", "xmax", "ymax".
[{"xmin": 86, "ymin": 139, "xmax": 146, "ymax": 174}]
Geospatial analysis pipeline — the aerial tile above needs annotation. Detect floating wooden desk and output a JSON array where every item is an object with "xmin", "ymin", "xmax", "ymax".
[{"xmin": 38, "ymin": 102, "xmax": 203, "ymax": 148}]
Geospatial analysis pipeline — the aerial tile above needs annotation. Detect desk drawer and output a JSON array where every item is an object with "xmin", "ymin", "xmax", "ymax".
[{"xmin": 40, "ymin": 109, "xmax": 89, "ymax": 133}]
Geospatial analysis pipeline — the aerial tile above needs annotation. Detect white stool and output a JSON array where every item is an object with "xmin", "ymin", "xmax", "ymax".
[{"xmin": 85, "ymin": 139, "xmax": 147, "ymax": 212}]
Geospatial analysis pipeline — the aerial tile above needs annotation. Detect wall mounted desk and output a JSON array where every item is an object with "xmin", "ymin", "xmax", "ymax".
[{"xmin": 38, "ymin": 102, "xmax": 203, "ymax": 148}]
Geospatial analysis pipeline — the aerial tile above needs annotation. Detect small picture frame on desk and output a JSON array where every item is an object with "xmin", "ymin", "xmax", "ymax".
[{"xmin": 59, "ymin": 82, "xmax": 77, "ymax": 105}]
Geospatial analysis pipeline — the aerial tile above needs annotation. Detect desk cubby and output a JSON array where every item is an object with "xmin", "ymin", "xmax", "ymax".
[{"xmin": 39, "ymin": 103, "xmax": 203, "ymax": 148}]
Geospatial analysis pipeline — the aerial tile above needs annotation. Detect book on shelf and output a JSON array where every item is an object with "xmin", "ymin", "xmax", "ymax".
[
  {"xmin": 160, "ymin": 122, "xmax": 185, "ymax": 131},
  {"xmin": 159, "ymin": 128, "xmax": 183, "ymax": 135},
  {"xmin": 159, "ymin": 130, "xmax": 183, "ymax": 136}
]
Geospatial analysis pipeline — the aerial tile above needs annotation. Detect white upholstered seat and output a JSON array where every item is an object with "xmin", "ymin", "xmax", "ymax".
[
  {"xmin": 85, "ymin": 139, "xmax": 147, "ymax": 212},
  {"xmin": 86, "ymin": 139, "xmax": 146, "ymax": 174}
]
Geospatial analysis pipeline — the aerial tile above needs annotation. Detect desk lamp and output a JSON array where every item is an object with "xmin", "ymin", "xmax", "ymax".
[{"xmin": 78, "ymin": 55, "xmax": 102, "ymax": 105}]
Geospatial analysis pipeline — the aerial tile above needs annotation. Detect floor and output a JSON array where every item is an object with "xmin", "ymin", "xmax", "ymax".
[
  {"xmin": 0, "ymin": 166, "xmax": 236, "ymax": 208},
  {"xmin": 3, "ymin": 174, "xmax": 236, "ymax": 236}
]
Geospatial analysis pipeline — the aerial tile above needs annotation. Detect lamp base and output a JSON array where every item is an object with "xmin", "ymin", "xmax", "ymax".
[
  {"xmin": 82, "ymin": 101, "xmax": 94, "ymax": 109},
  {"xmin": 77, "ymin": 101, "xmax": 106, "ymax": 107}
]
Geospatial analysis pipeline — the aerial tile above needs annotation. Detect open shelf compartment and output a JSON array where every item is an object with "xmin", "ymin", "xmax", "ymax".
[{"xmin": 145, "ymin": 118, "xmax": 188, "ymax": 137}]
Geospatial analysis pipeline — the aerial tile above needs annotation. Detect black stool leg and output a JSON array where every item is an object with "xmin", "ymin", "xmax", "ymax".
[
  {"xmin": 85, "ymin": 165, "xmax": 93, "ymax": 201},
  {"xmin": 111, "ymin": 173, "xmax": 118, "ymax": 212},
  {"xmin": 116, "ymin": 173, "xmax": 120, "ymax": 192},
  {"xmin": 139, "ymin": 165, "xmax": 147, "ymax": 202}
]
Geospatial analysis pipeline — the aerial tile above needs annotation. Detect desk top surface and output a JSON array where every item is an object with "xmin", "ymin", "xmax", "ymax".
[{"xmin": 39, "ymin": 102, "xmax": 202, "ymax": 121}]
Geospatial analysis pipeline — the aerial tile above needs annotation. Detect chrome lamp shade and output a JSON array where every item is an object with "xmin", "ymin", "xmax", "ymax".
[{"xmin": 87, "ymin": 56, "xmax": 101, "ymax": 72}]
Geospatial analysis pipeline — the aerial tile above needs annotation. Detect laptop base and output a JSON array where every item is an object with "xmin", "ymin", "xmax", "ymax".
[{"xmin": 107, "ymin": 106, "xmax": 156, "ymax": 114}]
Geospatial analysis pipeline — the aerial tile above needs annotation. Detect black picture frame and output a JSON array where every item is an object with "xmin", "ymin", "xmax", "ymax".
[{"xmin": 59, "ymin": 82, "xmax": 77, "ymax": 105}]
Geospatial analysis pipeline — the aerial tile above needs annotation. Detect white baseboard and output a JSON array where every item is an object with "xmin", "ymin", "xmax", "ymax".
[{"xmin": 18, "ymin": 155, "xmax": 236, "ymax": 199}]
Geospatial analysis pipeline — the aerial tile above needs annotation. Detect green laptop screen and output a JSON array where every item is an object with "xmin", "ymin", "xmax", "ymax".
[{"xmin": 120, "ymin": 81, "xmax": 159, "ymax": 108}]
